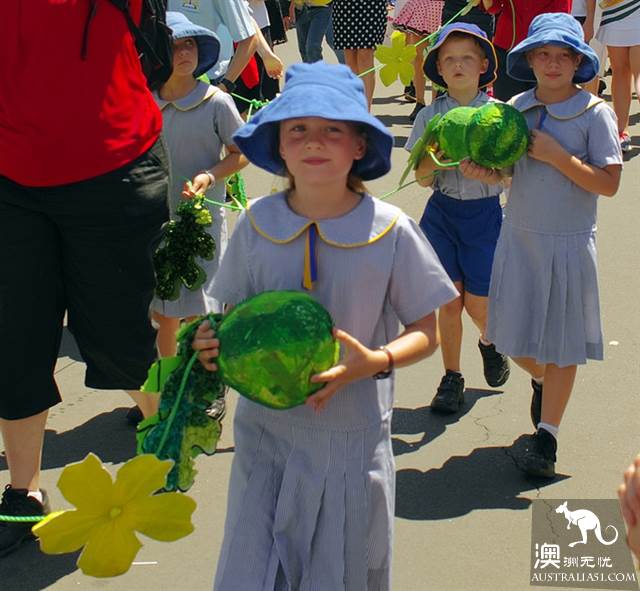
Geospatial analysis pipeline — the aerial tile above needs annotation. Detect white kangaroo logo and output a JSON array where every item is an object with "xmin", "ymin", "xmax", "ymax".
[{"xmin": 555, "ymin": 501, "xmax": 618, "ymax": 547}]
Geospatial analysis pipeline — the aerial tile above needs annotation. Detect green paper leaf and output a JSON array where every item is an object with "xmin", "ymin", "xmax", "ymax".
[{"xmin": 141, "ymin": 357, "xmax": 182, "ymax": 393}]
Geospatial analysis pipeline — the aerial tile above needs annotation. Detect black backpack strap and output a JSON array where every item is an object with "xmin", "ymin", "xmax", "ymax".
[{"xmin": 108, "ymin": 0, "xmax": 162, "ymax": 64}]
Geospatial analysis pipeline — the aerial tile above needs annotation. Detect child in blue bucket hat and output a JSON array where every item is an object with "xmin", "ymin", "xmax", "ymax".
[
  {"xmin": 147, "ymin": 12, "xmax": 248, "ymax": 416},
  {"xmin": 466, "ymin": 12, "xmax": 623, "ymax": 478},
  {"xmin": 406, "ymin": 23, "xmax": 511, "ymax": 417},
  {"xmin": 192, "ymin": 61, "xmax": 458, "ymax": 590}
]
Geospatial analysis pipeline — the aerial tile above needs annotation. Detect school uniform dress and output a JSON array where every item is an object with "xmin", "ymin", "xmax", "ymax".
[
  {"xmin": 405, "ymin": 92, "xmax": 504, "ymax": 297},
  {"xmin": 151, "ymin": 82, "xmax": 244, "ymax": 318},
  {"xmin": 332, "ymin": 0, "xmax": 388, "ymax": 49},
  {"xmin": 486, "ymin": 90, "xmax": 623, "ymax": 367},
  {"xmin": 211, "ymin": 192, "xmax": 457, "ymax": 591}
]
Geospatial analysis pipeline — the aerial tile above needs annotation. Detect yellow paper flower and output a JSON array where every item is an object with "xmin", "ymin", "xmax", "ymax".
[
  {"xmin": 32, "ymin": 453, "xmax": 196, "ymax": 578},
  {"xmin": 374, "ymin": 31, "xmax": 417, "ymax": 87}
]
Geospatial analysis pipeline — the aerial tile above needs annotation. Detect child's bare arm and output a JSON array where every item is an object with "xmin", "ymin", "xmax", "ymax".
[
  {"xmin": 458, "ymin": 159, "xmax": 505, "ymax": 185},
  {"xmin": 529, "ymin": 129, "xmax": 622, "ymax": 197},
  {"xmin": 306, "ymin": 313, "xmax": 438, "ymax": 412},
  {"xmin": 184, "ymin": 145, "xmax": 250, "ymax": 197},
  {"xmin": 619, "ymin": 454, "xmax": 640, "ymax": 560}
]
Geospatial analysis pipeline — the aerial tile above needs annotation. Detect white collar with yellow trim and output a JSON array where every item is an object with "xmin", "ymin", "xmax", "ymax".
[
  {"xmin": 510, "ymin": 88, "xmax": 603, "ymax": 120},
  {"xmin": 155, "ymin": 81, "xmax": 217, "ymax": 112},
  {"xmin": 246, "ymin": 192, "xmax": 401, "ymax": 248}
]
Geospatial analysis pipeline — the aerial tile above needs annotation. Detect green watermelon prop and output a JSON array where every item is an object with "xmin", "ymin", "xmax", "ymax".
[
  {"xmin": 466, "ymin": 103, "xmax": 529, "ymax": 169},
  {"xmin": 216, "ymin": 291, "xmax": 339, "ymax": 410},
  {"xmin": 401, "ymin": 102, "xmax": 529, "ymax": 184},
  {"xmin": 434, "ymin": 106, "xmax": 476, "ymax": 162},
  {"xmin": 138, "ymin": 291, "xmax": 340, "ymax": 491}
]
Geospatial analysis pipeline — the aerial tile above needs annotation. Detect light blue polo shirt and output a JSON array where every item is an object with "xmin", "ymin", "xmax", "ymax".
[{"xmin": 168, "ymin": 0, "xmax": 255, "ymax": 79}]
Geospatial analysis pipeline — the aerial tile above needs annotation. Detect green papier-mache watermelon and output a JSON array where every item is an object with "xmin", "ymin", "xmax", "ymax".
[
  {"xmin": 434, "ymin": 106, "xmax": 476, "ymax": 162},
  {"xmin": 466, "ymin": 103, "xmax": 529, "ymax": 169},
  {"xmin": 217, "ymin": 291, "xmax": 340, "ymax": 410}
]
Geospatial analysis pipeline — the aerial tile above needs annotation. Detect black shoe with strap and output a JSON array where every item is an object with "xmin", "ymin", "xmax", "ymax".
[
  {"xmin": 517, "ymin": 429, "xmax": 557, "ymax": 479},
  {"xmin": 477, "ymin": 340, "xmax": 510, "ymax": 387},
  {"xmin": 0, "ymin": 485, "xmax": 50, "ymax": 557},
  {"xmin": 430, "ymin": 372, "xmax": 465, "ymax": 414},
  {"xmin": 530, "ymin": 379, "xmax": 543, "ymax": 428}
]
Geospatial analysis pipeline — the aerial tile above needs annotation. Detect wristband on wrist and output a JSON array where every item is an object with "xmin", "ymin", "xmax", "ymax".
[
  {"xmin": 373, "ymin": 346, "xmax": 394, "ymax": 380},
  {"xmin": 199, "ymin": 170, "xmax": 215, "ymax": 187}
]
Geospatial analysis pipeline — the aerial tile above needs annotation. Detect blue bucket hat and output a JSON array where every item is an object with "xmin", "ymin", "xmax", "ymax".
[
  {"xmin": 167, "ymin": 12, "xmax": 221, "ymax": 78},
  {"xmin": 233, "ymin": 62, "xmax": 393, "ymax": 181},
  {"xmin": 423, "ymin": 23, "xmax": 498, "ymax": 89},
  {"xmin": 507, "ymin": 13, "xmax": 600, "ymax": 83}
]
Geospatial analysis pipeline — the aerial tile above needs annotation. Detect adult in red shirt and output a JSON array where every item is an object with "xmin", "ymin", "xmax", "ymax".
[
  {"xmin": 0, "ymin": 0, "xmax": 170, "ymax": 556},
  {"xmin": 480, "ymin": 0, "xmax": 572, "ymax": 100}
]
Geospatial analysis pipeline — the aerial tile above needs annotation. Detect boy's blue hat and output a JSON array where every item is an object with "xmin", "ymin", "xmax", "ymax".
[
  {"xmin": 167, "ymin": 12, "xmax": 221, "ymax": 78},
  {"xmin": 423, "ymin": 23, "xmax": 498, "ymax": 89},
  {"xmin": 233, "ymin": 62, "xmax": 393, "ymax": 181},
  {"xmin": 507, "ymin": 13, "xmax": 600, "ymax": 83}
]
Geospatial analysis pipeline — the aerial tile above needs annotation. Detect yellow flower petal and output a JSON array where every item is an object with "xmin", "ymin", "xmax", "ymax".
[
  {"xmin": 127, "ymin": 493, "xmax": 196, "ymax": 542},
  {"xmin": 57, "ymin": 453, "xmax": 113, "ymax": 514},
  {"xmin": 77, "ymin": 520, "xmax": 142, "ymax": 578},
  {"xmin": 390, "ymin": 30, "xmax": 406, "ymax": 50},
  {"xmin": 374, "ymin": 45, "xmax": 395, "ymax": 63},
  {"xmin": 398, "ymin": 62, "xmax": 415, "ymax": 86},
  {"xmin": 34, "ymin": 510, "xmax": 105, "ymax": 554},
  {"xmin": 401, "ymin": 46, "xmax": 418, "ymax": 62},
  {"xmin": 111, "ymin": 454, "xmax": 173, "ymax": 505},
  {"xmin": 379, "ymin": 64, "xmax": 398, "ymax": 87}
]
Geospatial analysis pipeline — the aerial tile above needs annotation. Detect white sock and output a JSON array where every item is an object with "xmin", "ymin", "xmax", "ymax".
[
  {"xmin": 479, "ymin": 336, "xmax": 491, "ymax": 346},
  {"xmin": 27, "ymin": 490, "xmax": 43, "ymax": 504},
  {"xmin": 533, "ymin": 376, "xmax": 544, "ymax": 385},
  {"xmin": 537, "ymin": 422, "xmax": 559, "ymax": 439}
]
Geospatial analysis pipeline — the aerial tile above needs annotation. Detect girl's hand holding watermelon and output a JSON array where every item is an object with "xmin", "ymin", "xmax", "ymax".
[
  {"xmin": 528, "ymin": 129, "xmax": 566, "ymax": 165},
  {"xmin": 305, "ymin": 328, "xmax": 391, "ymax": 412},
  {"xmin": 193, "ymin": 319, "xmax": 220, "ymax": 371}
]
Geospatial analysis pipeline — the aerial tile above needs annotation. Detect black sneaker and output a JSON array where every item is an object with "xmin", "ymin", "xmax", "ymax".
[
  {"xmin": 516, "ymin": 429, "xmax": 557, "ymax": 478},
  {"xmin": 0, "ymin": 486, "xmax": 50, "ymax": 557},
  {"xmin": 430, "ymin": 373, "xmax": 465, "ymax": 413},
  {"xmin": 530, "ymin": 379, "xmax": 543, "ymax": 428},
  {"xmin": 126, "ymin": 405, "xmax": 144, "ymax": 427},
  {"xmin": 205, "ymin": 396, "xmax": 226, "ymax": 422},
  {"xmin": 403, "ymin": 83, "xmax": 416, "ymax": 103},
  {"xmin": 409, "ymin": 102, "xmax": 426, "ymax": 123},
  {"xmin": 477, "ymin": 341, "xmax": 510, "ymax": 387}
]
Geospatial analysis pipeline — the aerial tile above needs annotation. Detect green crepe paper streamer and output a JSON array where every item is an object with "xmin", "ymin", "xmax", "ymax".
[
  {"xmin": 141, "ymin": 356, "xmax": 182, "ymax": 393},
  {"xmin": 216, "ymin": 291, "xmax": 340, "ymax": 410},
  {"xmin": 399, "ymin": 112, "xmax": 442, "ymax": 186},
  {"xmin": 154, "ymin": 191, "xmax": 216, "ymax": 301},
  {"xmin": 137, "ymin": 291, "xmax": 340, "ymax": 491},
  {"xmin": 138, "ymin": 315, "xmax": 225, "ymax": 492},
  {"xmin": 225, "ymin": 172, "xmax": 248, "ymax": 210}
]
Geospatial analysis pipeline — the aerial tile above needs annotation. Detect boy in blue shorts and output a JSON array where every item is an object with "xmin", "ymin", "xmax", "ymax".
[{"xmin": 405, "ymin": 23, "xmax": 510, "ymax": 413}]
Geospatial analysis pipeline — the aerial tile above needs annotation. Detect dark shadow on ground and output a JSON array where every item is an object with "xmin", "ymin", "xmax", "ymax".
[
  {"xmin": 57, "ymin": 327, "xmax": 83, "ymax": 362},
  {"xmin": 391, "ymin": 387, "xmax": 502, "ymax": 456},
  {"xmin": 0, "ymin": 408, "xmax": 137, "ymax": 472},
  {"xmin": 372, "ymin": 95, "xmax": 405, "ymax": 106},
  {"xmin": 393, "ymin": 135, "xmax": 409, "ymax": 148},
  {"xmin": 378, "ymin": 113, "xmax": 412, "ymax": 127},
  {"xmin": 0, "ymin": 541, "xmax": 80, "ymax": 590},
  {"xmin": 395, "ymin": 434, "xmax": 569, "ymax": 520}
]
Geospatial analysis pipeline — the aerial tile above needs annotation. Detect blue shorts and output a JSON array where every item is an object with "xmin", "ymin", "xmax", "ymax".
[{"xmin": 419, "ymin": 190, "xmax": 502, "ymax": 297}]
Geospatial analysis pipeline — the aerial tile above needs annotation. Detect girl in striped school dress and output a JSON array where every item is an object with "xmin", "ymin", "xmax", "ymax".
[{"xmin": 193, "ymin": 61, "xmax": 458, "ymax": 591}]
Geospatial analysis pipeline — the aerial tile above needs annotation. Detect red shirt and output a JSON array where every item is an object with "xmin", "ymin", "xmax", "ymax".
[
  {"xmin": 0, "ymin": 0, "xmax": 162, "ymax": 187},
  {"xmin": 484, "ymin": 0, "xmax": 572, "ymax": 50}
]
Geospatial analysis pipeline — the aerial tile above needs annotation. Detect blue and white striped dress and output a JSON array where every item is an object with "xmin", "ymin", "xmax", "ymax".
[{"xmin": 210, "ymin": 192, "xmax": 457, "ymax": 590}]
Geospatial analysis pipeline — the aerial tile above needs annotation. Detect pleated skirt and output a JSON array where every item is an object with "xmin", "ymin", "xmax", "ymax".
[
  {"xmin": 486, "ymin": 222, "xmax": 603, "ymax": 368},
  {"xmin": 214, "ymin": 401, "xmax": 395, "ymax": 591}
]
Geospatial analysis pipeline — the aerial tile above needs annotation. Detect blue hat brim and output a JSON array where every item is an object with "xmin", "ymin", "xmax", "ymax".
[
  {"xmin": 423, "ymin": 24, "xmax": 498, "ymax": 89},
  {"xmin": 167, "ymin": 12, "xmax": 221, "ymax": 78},
  {"xmin": 233, "ymin": 82, "xmax": 394, "ymax": 181},
  {"xmin": 507, "ymin": 14, "xmax": 600, "ymax": 83}
]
